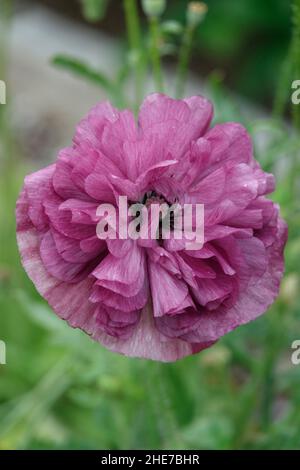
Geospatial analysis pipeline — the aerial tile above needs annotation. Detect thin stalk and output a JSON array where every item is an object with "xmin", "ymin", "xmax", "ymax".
[
  {"xmin": 259, "ymin": 308, "xmax": 284, "ymax": 431},
  {"xmin": 0, "ymin": 0, "xmax": 12, "ymax": 130},
  {"xmin": 175, "ymin": 25, "xmax": 194, "ymax": 99},
  {"xmin": 123, "ymin": 0, "xmax": 144, "ymax": 112},
  {"xmin": 0, "ymin": 0, "xmax": 14, "ymax": 170},
  {"xmin": 291, "ymin": 0, "xmax": 300, "ymax": 130},
  {"xmin": 0, "ymin": 0, "xmax": 12, "ymax": 71},
  {"xmin": 147, "ymin": 362, "xmax": 183, "ymax": 448},
  {"xmin": 149, "ymin": 15, "xmax": 164, "ymax": 92},
  {"xmin": 273, "ymin": 1, "xmax": 300, "ymax": 127},
  {"xmin": 273, "ymin": 45, "xmax": 293, "ymax": 119}
]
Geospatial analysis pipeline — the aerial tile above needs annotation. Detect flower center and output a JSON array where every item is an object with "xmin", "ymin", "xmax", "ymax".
[
  {"xmin": 141, "ymin": 191, "xmax": 175, "ymax": 242},
  {"xmin": 142, "ymin": 190, "xmax": 167, "ymax": 207}
]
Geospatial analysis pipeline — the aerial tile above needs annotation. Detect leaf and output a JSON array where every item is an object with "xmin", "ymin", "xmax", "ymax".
[
  {"xmin": 52, "ymin": 55, "xmax": 113, "ymax": 93},
  {"xmin": 15, "ymin": 290, "xmax": 68, "ymax": 333},
  {"xmin": 181, "ymin": 415, "xmax": 234, "ymax": 450}
]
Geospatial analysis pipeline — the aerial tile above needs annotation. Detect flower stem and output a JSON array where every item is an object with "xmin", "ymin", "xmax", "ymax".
[
  {"xmin": 0, "ymin": 0, "xmax": 11, "ymax": 105},
  {"xmin": 292, "ymin": 0, "xmax": 300, "ymax": 130},
  {"xmin": 123, "ymin": 0, "xmax": 144, "ymax": 112},
  {"xmin": 0, "ymin": 0, "xmax": 13, "ymax": 154},
  {"xmin": 149, "ymin": 15, "xmax": 164, "ymax": 93},
  {"xmin": 175, "ymin": 25, "xmax": 194, "ymax": 99},
  {"xmin": 273, "ymin": 45, "xmax": 293, "ymax": 119}
]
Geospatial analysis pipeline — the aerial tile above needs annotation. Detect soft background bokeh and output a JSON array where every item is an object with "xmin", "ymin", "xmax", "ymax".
[{"xmin": 0, "ymin": 0, "xmax": 300, "ymax": 450}]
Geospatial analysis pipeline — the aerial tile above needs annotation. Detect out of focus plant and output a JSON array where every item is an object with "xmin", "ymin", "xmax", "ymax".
[
  {"xmin": 169, "ymin": 0, "xmax": 292, "ymax": 106},
  {"xmin": 274, "ymin": 0, "xmax": 300, "ymax": 129},
  {"xmin": 291, "ymin": 0, "xmax": 300, "ymax": 128},
  {"xmin": 53, "ymin": 0, "xmax": 209, "ymax": 113},
  {"xmin": 79, "ymin": 0, "xmax": 110, "ymax": 22},
  {"xmin": 175, "ymin": 2, "xmax": 207, "ymax": 97}
]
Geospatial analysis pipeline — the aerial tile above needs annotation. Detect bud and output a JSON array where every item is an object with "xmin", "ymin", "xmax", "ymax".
[
  {"xmin": 161, "ymin": 20, "xmax": 183, "ymax": 35},
  {"xmin": 187, "ymin": 2, "xmax": 208, "ymax": 28},
  {"xmin": 142, "ymin": 0, "xmax": 166, "ymax": 17}
]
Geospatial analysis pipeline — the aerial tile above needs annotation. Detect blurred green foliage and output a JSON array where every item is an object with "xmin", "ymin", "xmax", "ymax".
[
  {"xmin": 0, "ymin": 0, "xmax": 300, "ymax": 451},
  {"xmin": 79, "ymin": 0, "xmax": 110, "ymax": 23},
  {"xmin": 75, "ymin": 0, "xmax": 295, "ymax": 109},
  {"xmin": 169, "ymin": 0, "xmax": 292, "ymax": 105}
]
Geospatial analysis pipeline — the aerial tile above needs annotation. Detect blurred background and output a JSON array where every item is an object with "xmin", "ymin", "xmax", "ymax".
[{"xmin": 0, "ymin": 0, "xmax": 300, "ymax": 450}]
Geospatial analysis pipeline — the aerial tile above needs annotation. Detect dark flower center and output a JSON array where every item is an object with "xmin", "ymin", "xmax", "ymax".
[{"xmin": 139, "ymin": 191, "xmax": 175, "ymax": 242}]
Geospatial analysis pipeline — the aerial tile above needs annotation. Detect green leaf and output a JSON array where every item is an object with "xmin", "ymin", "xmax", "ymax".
[
  {"xmin": 52, "ymin": 55, "xmax": 113, "ymax": 93},
  {"xmin": 182, "ymin": 415, "xmax": 234, "ymax": 450},
  {"xmin": 15, "ymin": 290, "xmax": 68, "ymax": 333}
]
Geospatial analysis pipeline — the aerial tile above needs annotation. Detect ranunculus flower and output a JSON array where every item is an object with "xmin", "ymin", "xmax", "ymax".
[{"xmin": 16, "ymin": 93, "xmax": 287, "ymax": 361}]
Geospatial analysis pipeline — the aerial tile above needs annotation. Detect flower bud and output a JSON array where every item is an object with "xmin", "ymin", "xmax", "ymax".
[
  {"xmin": 187, "ymin": 2, "xmax": 208, "ymax": 28},
  {"xmin": 142, "ymin": 0, "xmax": 166, "ymax": 17},
  {"xmin": 161, "ymin": 20, "xmax": 183, "ymax": 35}
]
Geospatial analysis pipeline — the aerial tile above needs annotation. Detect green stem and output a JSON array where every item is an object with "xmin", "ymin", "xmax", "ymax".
[
  {"xmin": 147, "ymin": 362, "xmax": 183, "ymax": 448},
  {"xmin": 0, "ymin": 0, "xmax": 14, "ymax": 166},
  {"xmin": 292, "ymin": 0, "xmax": 300, "ymax": 130},
  {"xmin": 273, "ymin": 45, "xmax": 293, "ymax": 119},
  {"xmin": 175, "ymin": 25, "xmax": 194, "ymax": 99},
  {"xmin": 0, "ymin": 0, "xmax": 11, "ymax": 127},
  {"xmin": 123, "ymin": 0, "xmax": 144, "ymax": 112},
  {"xmin": 259, "ymin": 307, "xmax": 283, "ymax": 431},
  {"xmin": 149, "ymin": 15, "xmax": 164, "ymax": 93}
]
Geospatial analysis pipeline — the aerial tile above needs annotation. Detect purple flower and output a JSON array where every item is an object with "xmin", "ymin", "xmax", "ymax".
[{"xmin": 16, "ymin": 94, "xmax": 287, "ymax": 361}]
